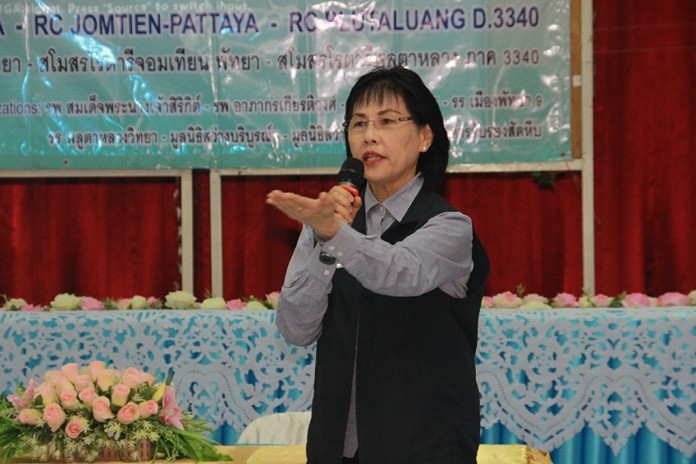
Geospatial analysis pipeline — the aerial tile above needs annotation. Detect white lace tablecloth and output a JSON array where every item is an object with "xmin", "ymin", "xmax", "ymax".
[
  {"xmin": 477, "ymin": 308, "xmax": 695, "ymax": 458},
  {"xmin": 1, "ymin": 308, "xmax": 694, "ymax": 458}
]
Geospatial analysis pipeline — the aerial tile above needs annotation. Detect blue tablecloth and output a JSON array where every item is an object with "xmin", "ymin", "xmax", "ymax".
[{"xmin": 1, "ymin": 308, "xmax": 694, "ymax": 464}]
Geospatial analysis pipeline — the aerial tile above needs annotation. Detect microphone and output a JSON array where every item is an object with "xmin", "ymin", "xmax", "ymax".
[
  {"xmin": 337, "ymin": 157, "xmax": 365, "ymax": 198},
  {"xmin": 318, "ymin": 158, "xmax": 365, "ymax": 266}
]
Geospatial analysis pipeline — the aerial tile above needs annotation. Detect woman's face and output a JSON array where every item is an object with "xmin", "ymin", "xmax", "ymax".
[{"xmin": 347, "ymin": 94, "xmax": 433, "ymax": 202}]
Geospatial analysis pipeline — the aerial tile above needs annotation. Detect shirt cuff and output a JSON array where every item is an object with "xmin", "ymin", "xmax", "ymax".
[
  {"xmin": 306, "ymin": 240, "xmax": 338, "ymax": 281},
  {"xmin": 319, "ymin": 222, "xmax": 362, "ymax": 265}
]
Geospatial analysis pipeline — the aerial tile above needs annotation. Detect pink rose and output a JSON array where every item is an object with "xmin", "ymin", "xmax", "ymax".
[
  {"xmin": 265, "ymin": 291, "xmax": 281, "ymax": 308},
  {"xmin": 591, "ymin": 294, "xmax": 614, "ymax": 307},
  {"xmin": 17, "ymin": 408, "xmax": 42, "ymax": 425},
  {"xmin": 60, "ymin": 363, "xmax": 81, "ymax": 383},
  {"xmin": 481, "ymin": 296, "xmax": 494, "ymax": 308},
  {"xmin": 117, "ymin": 298, "xmax": 132, "ymax": 309},
  {"xmin": 65, "ymin": 416, "xmax": 89, "ymax": 439},
  {"xmin": 59, "ymin": 389, "xmax": 80, "ymax": 410},
  {"xmin": 92, "ymin": 396, "xmax": 114, "ymax": 422},
  {"xmin": 111, "ymin": 384, "xmax": 131, "ymax": 407},
  {"xmin": 121, "ymin": 367, "xmax": 149, "ymax": 388},
  {"xmin": 20, "ymin": 304, "xmax": 43, "ymax": 312},
  {"xmin": 43, "ymin": 403, "xmax": 67, "ymax": 432},
  {"xmin": 492, "ymin": 291, "xmax": 522, "ymax": 308},
  {"xmin": 80, "ymin": 297, "xmax": 104, "ymax": 310},
  {"xmin": 73, "ymin": 374, "xmax": 93, "ymax": 392},
  {"xmin": 657, "ymin": 292, "xmax": 689, "ymax": 307},
  {"xmin": 116, "ymin": 402, "xmax": 140, "ymax": 425},
  {"xmin": 551, "ymin": 292, "xmax": 579, "ymax": 308},
  {"xmin": 120, "ymin": 368, "xmax": 143, "ymax": 389},
  {"xmin": 78, "ymin": 386, "xmax": 98, "ymax": 406},
  {"xmin": 226, "ymin": 298, "xmax": 245, "ymax": 310},
  {"xmin": 88, "ymin": 361, "xmax": 107, "ymax": 382},
  {"xmin": 138, "ymin": 400, "xmax": 159, "ymax": 418},
  {"xmin": 622, "ymin": 293, "xmax": 653, "ymax": 307}
]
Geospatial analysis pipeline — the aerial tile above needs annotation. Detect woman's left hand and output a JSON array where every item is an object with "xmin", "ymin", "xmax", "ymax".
[{"xmin": 266, "ymin": 190, "xmax": 342, "ymax": 240}]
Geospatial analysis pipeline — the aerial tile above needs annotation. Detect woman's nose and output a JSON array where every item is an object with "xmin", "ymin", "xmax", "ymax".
[{"xmin": 362, "ymin": 123, "xmax": 379, "ymax": 142}]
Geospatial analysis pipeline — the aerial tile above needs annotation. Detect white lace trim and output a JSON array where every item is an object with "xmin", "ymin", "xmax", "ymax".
[{"xmin": 477, "ymin": 308, "xmax": 696, "ymax": 457}]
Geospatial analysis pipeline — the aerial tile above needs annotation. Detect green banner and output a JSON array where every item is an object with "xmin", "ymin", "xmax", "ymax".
[{"xmin": 0, "ymin": 0, "xmax": 571, "ymax": 170}]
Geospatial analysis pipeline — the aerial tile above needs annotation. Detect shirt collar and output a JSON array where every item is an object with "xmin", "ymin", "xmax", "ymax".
[{"xmin": 364, "ymin": 173, "xmax": 424, "ymax": 222}]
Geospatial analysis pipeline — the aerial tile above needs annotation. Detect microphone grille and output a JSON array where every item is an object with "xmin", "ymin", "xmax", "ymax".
[{"xmin": 337, "ymin": 158, "xmax": 365, "ymax": 189}]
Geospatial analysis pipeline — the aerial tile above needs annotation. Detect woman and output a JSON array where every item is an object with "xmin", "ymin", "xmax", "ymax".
[{"xmin": 266, "ymin": 66, "xmax": 489, "ymax": 464}]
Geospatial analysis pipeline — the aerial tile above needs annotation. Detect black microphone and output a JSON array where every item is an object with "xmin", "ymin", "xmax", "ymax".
[
  {"xmin": 337, "ymin": 157, "xmax": 365, "ymax": 197},
  {"xmin": 317, "ymin": 158, "xmax": 365, "ymax": 266}
]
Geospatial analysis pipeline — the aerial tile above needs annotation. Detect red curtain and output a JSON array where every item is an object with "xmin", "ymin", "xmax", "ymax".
[
  {"xmin": 0, "ymin": 177, "xmax": 181, "ymax": 302},
  {"xmin": 592, "ymin": 0, "xmax": 696, "ymax": 295},
  {"xmin": 1, "ymin": 0, "xmax": 694, "ymax": 305}
]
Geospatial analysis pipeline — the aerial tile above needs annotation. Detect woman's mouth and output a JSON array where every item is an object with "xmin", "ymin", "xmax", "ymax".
[{"xmin": 362, "ymin": 151, "xmax": 384, "ymax": 165}]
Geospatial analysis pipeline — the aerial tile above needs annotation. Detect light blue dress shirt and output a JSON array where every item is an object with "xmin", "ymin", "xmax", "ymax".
[
  {"xmin": 276, "ymin": 174, "xmax": 474, "ymax": 345},
  {"xmin": 275, "ymin": 173, "xmax": 475, "ymax": 457}
]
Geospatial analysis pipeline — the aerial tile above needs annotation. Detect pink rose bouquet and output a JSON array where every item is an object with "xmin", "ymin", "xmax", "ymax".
[{"xmin": 0, "ymin": 362, "xmax": 230, "ymax": 462}]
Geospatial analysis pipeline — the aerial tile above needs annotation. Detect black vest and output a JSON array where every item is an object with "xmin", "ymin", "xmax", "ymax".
[{"xmin": 307, "ymin": 188, "xmax": 489, "ymax": 464}]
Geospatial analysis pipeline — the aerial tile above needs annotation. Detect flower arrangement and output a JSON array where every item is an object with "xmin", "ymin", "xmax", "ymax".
[
  {"xmin": 0, "ymin": 362, "xmax": 230, "ymax": 463},
  {"xmin": 225, "ymin": 292, "xmax": 280, "ymax": 311},
  {"xmin": 3, "ymin": 288, "xmax": 695, "ymax": 312},
  {"xmin": 0, "ymin": 291, "xmax": 281, "ymax": 312},
  {"xmin": 482, "ymin": 285, "xmax": 696, "ymax": 309}
]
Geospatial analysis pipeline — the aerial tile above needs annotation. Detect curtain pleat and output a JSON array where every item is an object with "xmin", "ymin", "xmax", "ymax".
[
  {"xmin": 592, "ymin": 0, "xmax": 696, "ymax": 295},
  {"xmin": 0, "ymin": 178, "xmax": 180, "ymax": 302}
]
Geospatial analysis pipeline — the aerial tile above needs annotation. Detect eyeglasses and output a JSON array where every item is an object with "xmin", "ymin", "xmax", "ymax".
[{"xmin": 342, "ymin": 116, "xmax": 414, "ymax": 134}]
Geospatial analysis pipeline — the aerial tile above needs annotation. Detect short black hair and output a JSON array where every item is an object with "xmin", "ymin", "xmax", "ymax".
[{"xmin": 343, "ymin": 66, "xmax": 450, "ymax": 189}]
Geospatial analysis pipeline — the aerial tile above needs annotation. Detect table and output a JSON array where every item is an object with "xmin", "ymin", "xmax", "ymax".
[
  {"xmin": 216, "ymin": 444, "xmax": 553, "ymax": 464},
  {"xmin": 1, "ymin": 308, "xmax": 694, "ymax": 464},
  {"xmin": 477, "ymin": 308, "xmax": 696, "ymax": 464},
  {"xmin": 11, "ymin": 445, "xmax": 553, "ymax": 464}
]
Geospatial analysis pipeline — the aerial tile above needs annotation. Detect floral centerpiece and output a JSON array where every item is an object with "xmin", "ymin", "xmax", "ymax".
[
  {"xmin": 0, "ymin": 291, "xmax": 281, "ymax": 312},
  {"xmin": 482, "ymin": 286, "xmax": 696, "ymax": 309},
  {"xmin": 3, "ymin": 288, "xmax": 695, "ymax": 312},
  {"xmin": 0, "ymin": 362, "xmax": 230, "ymax": 463}
]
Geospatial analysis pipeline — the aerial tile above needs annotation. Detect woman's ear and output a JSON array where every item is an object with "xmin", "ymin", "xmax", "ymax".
[{"xmin": 420, "ymin": 124, "xmax": 434, "ymax": 152}]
